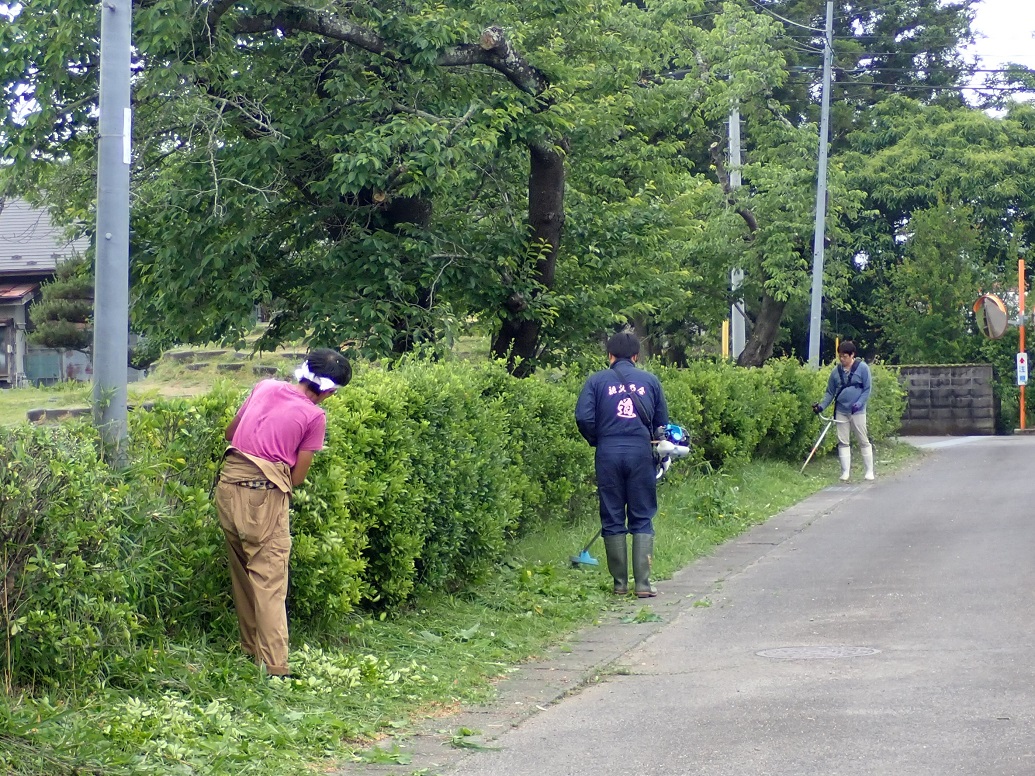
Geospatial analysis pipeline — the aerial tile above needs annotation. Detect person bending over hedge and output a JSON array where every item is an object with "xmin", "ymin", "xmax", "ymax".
[{"xmin": 215, "ymin": 348, "xmax": 351, "ymax": 677}]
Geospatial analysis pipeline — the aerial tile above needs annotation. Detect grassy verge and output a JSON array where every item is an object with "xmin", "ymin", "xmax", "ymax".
[
  {"xmin": 0, "ymin": 348, "xmax": 294, "ymax": 426},
  {"xmin": 0, "ymin": 442, "xmax": 921, "ymax": 775},
  {"xmin": 0, "ymin": 382, "xmax": 93, "ymax": 425}
]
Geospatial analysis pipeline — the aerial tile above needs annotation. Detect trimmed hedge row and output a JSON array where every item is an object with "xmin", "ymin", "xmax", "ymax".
[{"xmin": 0, "ymin": 357, "xmax": 904, "ymax": 688}]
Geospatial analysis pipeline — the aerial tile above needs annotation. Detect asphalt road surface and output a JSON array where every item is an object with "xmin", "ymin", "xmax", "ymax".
[
  {"xmin": 339, "ymin": 436, "xmax": 1035, "ymax": 776},
  {"xmin": 435, "ymin": 436, "xmax": 1035, "ymax": 776}
]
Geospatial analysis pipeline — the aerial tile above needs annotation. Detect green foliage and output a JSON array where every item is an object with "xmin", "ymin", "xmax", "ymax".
[
  {"xmin": 294, "ymin": 369, "xmax": 420, "ymax": 614},
  {"xmin": 399, "ymin": 363, "xmax": 522, "ymax": 591},
  {"xmin": 294, "ymin": 360, "xmax": 594, "ymax": 612},
  {"xmin": 28, "ymin": 255, "xmax": 93, "ymax": 352},
  {"xmin": 873, "ymin": 205, "xmax": 985, "ymax": 362},
  {"xmin": 767, "ymin": 0, "xmax": 977, "ymax": 115},
  {"xmin": 0, "ymin": 425, "xmax": 141, "ymax": 690},
  {"xmin": 124, "ymin": 384, "xmax": 244, "ymax": 636},
  {"xmin": 477, "ymin": 365, "xmax": 595, "ymax": 533},
  {"xmin": 655, "ymin": 358, "xmax": 827, "ymax": 467},
  {"xmin": 0, "ymin": 0, "xmax": 870, "ymax": 371},
  {"xmin": 1, "ymin": 0, "xmax": 1023, "ymax": 379},
  {"xmin": 753, "ymin": 358, "xmax": 827, "ymax": 458},
  {"xmin": 867, "ymin": 363, "xmax": 909, "ymax": 443},
  {"xmin": 842, "ymin": 99, "xmax": 1035, "ymax": 361},
  {"xmin": 0, "ymin": 356, "xmax": 905, "ymax": 694}
]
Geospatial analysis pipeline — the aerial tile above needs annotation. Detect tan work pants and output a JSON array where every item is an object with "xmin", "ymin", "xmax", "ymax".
[
  {"xmin": 215, "ymin": 453, "xmax": 293, "ymax": 676},
  {"xmin": 835, "ymin": 410, "xmax": 872, "ymax": 452}
]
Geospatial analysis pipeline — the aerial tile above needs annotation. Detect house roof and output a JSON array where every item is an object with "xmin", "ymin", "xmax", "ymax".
[
  {"xmin": 0, "ymin": 198, "xmax": 90, "ymax": 276},
  {"xmin": 0, "ymin": 282, "xmax": 39, "ymax": 303}
]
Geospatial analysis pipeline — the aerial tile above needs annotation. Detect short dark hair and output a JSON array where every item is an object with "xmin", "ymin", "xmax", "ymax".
[
  {"xmin": 606, "ymin": 331, "xmax": 640, "ymax": 360},
  {"xmin": 306, "ymin": 348, "xmax": 352, "ymax": 390},
  {"xmin": 837, "ymin": 340, "xmax": 857, "ymax": 356}
]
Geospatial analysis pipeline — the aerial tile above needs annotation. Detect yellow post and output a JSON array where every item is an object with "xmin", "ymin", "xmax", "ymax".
[{"xmin": 722, "ymin": 320, "xmax": 730, "ymax": 360}]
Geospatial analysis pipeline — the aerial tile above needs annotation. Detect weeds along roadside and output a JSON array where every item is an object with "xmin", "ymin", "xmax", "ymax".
[{"xmin": 0, "ymin": 445, "xmax": 919, "ymax": 776}]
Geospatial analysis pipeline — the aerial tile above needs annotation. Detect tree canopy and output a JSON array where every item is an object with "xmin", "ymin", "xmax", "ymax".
[{"xmin": 1, "ymin": 0, "xmax": 1032, "ymax": 371}]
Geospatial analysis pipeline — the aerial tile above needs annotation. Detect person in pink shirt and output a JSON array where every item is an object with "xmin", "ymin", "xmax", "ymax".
[{"xmin": 215, "ymin": 348, "xmax": 351, "ymax": 677}]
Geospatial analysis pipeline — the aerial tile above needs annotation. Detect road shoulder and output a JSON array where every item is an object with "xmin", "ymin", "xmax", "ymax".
[{"xmin": 331, "ymin": 481, "xmax": 879, "ymax": 775}]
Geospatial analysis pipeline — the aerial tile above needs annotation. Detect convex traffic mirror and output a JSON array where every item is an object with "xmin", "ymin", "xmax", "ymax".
[{"xmin": 973, "ymin": 294, "xmax": 1009, "ymax": 339}]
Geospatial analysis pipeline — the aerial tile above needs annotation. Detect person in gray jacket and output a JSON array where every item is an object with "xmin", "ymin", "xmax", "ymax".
[{"xmin": 812, "ymin": 340, "xmax": 874, "ymax": 481}]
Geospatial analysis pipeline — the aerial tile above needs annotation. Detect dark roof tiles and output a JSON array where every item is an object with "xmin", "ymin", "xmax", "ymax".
[{"xmin": 0, "ymin": 198, "xmax": 89, "ymax": 276}]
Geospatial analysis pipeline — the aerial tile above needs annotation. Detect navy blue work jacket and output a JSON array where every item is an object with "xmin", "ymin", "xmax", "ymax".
[{"xmin": 574, "ymin": 359, "xmax": 670, "ymax": 447}]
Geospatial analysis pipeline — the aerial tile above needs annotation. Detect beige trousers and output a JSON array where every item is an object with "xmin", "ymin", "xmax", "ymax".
[
  {"xmin": 215, "ymin": 451, "xmax": 293, "ymax": 676},
  {"xmin": 835, "ymin": 410, "xmax": 872, "ymax": 452}
]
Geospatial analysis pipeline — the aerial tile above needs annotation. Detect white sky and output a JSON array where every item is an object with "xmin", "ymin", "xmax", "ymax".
[{"xmin": 965, "ymin": 0, "xmax": 1035, "ymax": 71}]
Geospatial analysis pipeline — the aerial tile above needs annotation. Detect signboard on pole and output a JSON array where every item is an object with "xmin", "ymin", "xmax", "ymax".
[{"xmin": 1017, "ymin": 352, "xmax": 1028, "ymax": 386}]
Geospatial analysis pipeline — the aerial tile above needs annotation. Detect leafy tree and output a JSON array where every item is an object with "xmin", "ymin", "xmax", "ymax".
[
  {"xmin": 1, "ymin": 0, "xmax": 731, "ymax": 373},
  {"xmin": 0, "ymin": 1, "xmax": 575, "ymax": 366},
  {"xmin": 870, "ymin": 203, "xmax": 985, "ymax": 362},
  {"xmin": 742, "ymin": 0, "xmax": 982, "ymax": 361},
  {"xmin": 761, "ymin": 0, "xmax": 977, "ymax": 118},
  {"xmin": 660, "ymin": 2, "xmax": 865, "ymax": 365},
  {"xmin": 3, "ymin": 0, "xmax": 1002, "ymax": 373},
  {"xmin": 840, "ymin": 98, "xmax": 1035, "ymax": 359}
]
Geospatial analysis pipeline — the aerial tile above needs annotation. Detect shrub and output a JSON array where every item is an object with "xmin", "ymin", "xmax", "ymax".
[
  {"xmin": 0, "ymin": 425, "xmax": 141, "ymax": 690},
  {"xmin": 400, "ymin": 362, "xmax": 522, "ymax": 592},
  {"xmin": 0, "ymin": 355, "xmax": 906, "ymax": 690},
  {"xmin": 295, "ymin": 367, "xmax": 422, "ymax": 614},
  {"xmin": 473, "ymin": 363, "xmax": 594, "ymax": 535},
  {"xmin": 124, "ymin": 385, "xmax": 243, "ymax": 637}
]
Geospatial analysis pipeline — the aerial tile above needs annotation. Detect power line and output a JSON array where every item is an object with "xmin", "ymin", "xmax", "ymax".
[
  {"xmin": 786, "ymin": 66, "xmax": 1034, "ymax": 75},
  {"xmin": 744, "ymin": 0, "xmax": 826, "ymax": 33},
  {"xmin": 786, "ymin": 78, "xmax": 1034, "ymax": 93},
  {"xmin": 844, "ymin": 67, "xmax": 1032, "ymax": 75}
]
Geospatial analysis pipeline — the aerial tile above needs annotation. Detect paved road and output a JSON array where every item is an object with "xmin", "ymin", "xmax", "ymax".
[{"xmin": 343, "ymin": 436, "xmax": 1035, "ymax": 776}]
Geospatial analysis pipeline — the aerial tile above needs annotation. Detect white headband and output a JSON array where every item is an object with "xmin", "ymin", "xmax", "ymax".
[{"xmin": 295, "ymin": 361, "xmax": 338, "ymax": 393}]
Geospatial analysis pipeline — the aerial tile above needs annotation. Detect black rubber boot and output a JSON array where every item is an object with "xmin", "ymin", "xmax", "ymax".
[
  {"xmin": 602, "ymin": 534, "xmax": 629, "ymax": 595},
  {"xmin": 632, "ymin": 533, "xmax": 657, "ymax": 598}
]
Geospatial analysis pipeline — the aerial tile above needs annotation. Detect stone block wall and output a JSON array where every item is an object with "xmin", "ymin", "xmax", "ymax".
[{"xmin": 897, "ymin": 365, "xmax": 998, "ymax": 435}]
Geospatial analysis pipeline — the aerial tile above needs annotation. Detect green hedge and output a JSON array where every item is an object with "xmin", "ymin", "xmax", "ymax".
[
  {"xmin": 0, "ymin": 425, "xmax": 141, "ymax": 688},
  {"xmin": 0, "ymin": 357, "xmax": 904, "ymax": 689}
]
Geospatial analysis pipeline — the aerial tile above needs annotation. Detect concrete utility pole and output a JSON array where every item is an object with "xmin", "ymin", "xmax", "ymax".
[
  {"xmin": 729, "ymin": 105, "xmax": 746, "ymax": 361},
  {"xmin": 92, "ymin": 0, "xmax": 132, "ymax": 461},
  {"xmin": 807, "ymin": 0, "xmax": 834, "ymax": 369}
]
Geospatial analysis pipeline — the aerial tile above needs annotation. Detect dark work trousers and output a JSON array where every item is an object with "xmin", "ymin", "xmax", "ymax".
[{"xmin": 595, "ymin": 440, "xmax": 657, "ymax": 536}]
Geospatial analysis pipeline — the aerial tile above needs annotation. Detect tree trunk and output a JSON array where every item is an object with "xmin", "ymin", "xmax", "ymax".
[
  {"xmin": 491, "ymin": 141, "xmax": 565, "ymax": 376},
  {"xmin": 736, "ymin": 289, "xmax": 785, "ymax": 367},
  {"xmin": 382, "ymin": 195, "xmax": 434, "ymax": 354}
]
